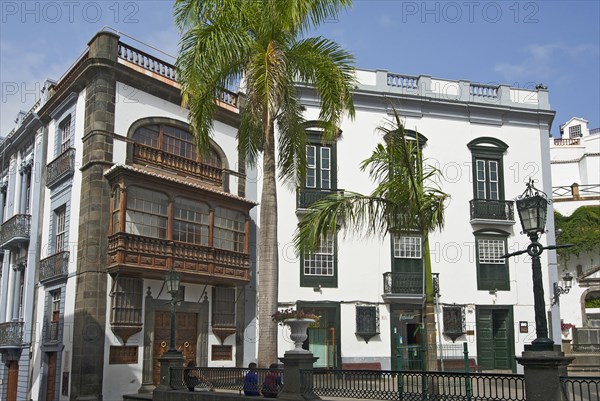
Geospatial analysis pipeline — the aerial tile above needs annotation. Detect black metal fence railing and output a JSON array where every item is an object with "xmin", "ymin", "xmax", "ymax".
[
  {"xmin": 572, "ymin": 343, "xmax": 600, "ymax": 353},
  {"xmin": 470, "ymin": 199, "xmax": 515, "ymax": 221},
  {"xmin": 383, "ymin": 272, "xmax": 423, "ymax": 295},
  {"xmin": 297, "ymin": 188, "xmax": 343, "ymax": 209},
  {"xmin": 301, "ymin": 369, "xmax": 526, "ymax": 401},
  {"xmin": 169, "ymin": 367, "xmax": 282, "ymax": 395},
  {"xmin": 561, "ymin": 376, "xmax": 600, "ymax": 401}
]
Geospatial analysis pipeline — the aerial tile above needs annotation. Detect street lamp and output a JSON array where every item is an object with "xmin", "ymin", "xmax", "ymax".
[
  {"xmin": 164, "ymin": 267, "xmax": 181, "ymax": 356},
  {"xmin": 504, "ymin": 179, "xmax": 572, "ymax": 351},
  {"xmin": 552, "ymin": 272, "xmax": 574, "ymax": 305}
]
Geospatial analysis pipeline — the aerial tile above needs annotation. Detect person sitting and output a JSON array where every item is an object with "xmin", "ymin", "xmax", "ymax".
[
  {"xmin": 184, "ymin": 360, "xmax": 214, "ymax": 392},
  {"xmin": 243, "ymin": 362, "xmax": 261, "ymax": 396},
  {"xmin": 261, "ymin": 363, "xmax": 282, "ymax": 398}
]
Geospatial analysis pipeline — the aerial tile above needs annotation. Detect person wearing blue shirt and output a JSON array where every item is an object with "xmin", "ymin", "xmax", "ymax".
[{"xmin": 244, "ymin": 362, "xmax": 260, "ymax": 396}]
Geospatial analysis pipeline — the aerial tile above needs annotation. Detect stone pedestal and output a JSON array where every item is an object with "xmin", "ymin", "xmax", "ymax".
[
  {"xmin": 516, "ymin": 345, "xmax": 574, "ymax": 401},
  {"xmin": 154, "ymin": 351, "xmax": 184, "ymax": 391},
  {"xmin": 279, "ymin": 352, "xmax": 320, "ymax": 401}
]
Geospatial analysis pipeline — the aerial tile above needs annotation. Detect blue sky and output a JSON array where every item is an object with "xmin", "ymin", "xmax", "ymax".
[{"xmin": 1, "ymin": 1, "xmax": 599, "ymax": 136}]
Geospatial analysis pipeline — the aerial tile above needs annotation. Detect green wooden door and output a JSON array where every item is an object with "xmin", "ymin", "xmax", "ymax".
[
  {"xmin": 476, "ymin": 307, "xmax": 514, "ymax": 370},
  {"xmin": 309, "ymin": 328, "xmax": 328, "ymax": 368}
]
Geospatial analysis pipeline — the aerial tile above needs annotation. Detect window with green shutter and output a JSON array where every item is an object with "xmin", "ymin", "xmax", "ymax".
[{"xmin": 475, "ymin": 231, "xmax": 510, "ymax": 291}]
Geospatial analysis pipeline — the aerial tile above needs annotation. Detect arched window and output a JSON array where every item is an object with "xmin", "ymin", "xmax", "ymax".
[
  {"xmin": 125, "ymin": 187, "xmax": 168, "ymax": 239},
  {"xmin": 132, "ymin": 124, "xmax": 222, "ymax": 167},
  {"xmin": 173, "ymin": 197, "xmax": 210, "ymax": 245},
  {"xmin": 213, "ymin": 207, "xmax": 245, "ymax": 252}
]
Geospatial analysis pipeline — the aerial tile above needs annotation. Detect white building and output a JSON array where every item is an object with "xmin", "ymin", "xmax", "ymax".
[
  {"xmin": 273, "ymin": 71, "xmax": 560, "ymax": 373},
  {"xmin": 550, "ymin": 116, "xmax": 600, "ymax": 373}
]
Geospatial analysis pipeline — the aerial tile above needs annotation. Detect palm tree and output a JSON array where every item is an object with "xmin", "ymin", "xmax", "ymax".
[
  {"xmin": 295, "ymin": 111, "xmax": 448, "ymax": 368},
  {"xmin": 174, "ymin": 0, "xmax": 355, "ymax": 366}
]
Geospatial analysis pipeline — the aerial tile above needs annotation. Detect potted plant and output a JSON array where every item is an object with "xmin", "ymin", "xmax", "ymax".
[
  {"xmin": 272, "ymin": 308, "xmax": 319, "ymax": 353},
  {"xmin": 561, "ymin": 322, "xmax": 576, "ymax": 339}
]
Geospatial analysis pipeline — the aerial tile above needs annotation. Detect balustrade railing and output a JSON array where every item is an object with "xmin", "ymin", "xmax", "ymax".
[
  {"xmin": 383, "ymin": 272, "xmax": 423, "ymax": 295},
  {"xmin": 46, "ymin": 148, "xmax": 76, "ymax": 187},
  {"xmin": 554, "ymin": 138, "xmax": 581, "ymax": 146},
  {"xmin": 297, "ymin": 188, "xmax": 343, "ymax": 209},
  {"xmin": 387, "ymin": 73, "xmax": 419, "ymax": 90},
  {"xmin": 590, "ymin": 128, "xmax": 600, "ymax": 135},
  {"xmin": 470, "ymin": 199, "xmax": 515, "ymax": 221},
  {"xmin": 133, "ymin": 143, "xmax": 222, "ymax": 184},
  {"xmin": 117, "ymin": 42, "xmax": 178, "ymax": 81},
  {"xmin": 470, "ymin": 83, "xmax": 499, "ymax": 98},
  {"xmin": 108, "ymin": 233, "xmax": 249, "ymax": 280},
  {"xmin": 572, "ymin": 343, "xmax": 600, "ymax": 353},
  {"xmin": 0, "ymin": 214, "xmax": 31, "ymax": 247},
  {"xmin": 0, "ymin": 321, "xmax": 24, "ymax": 347},
  {"xmin": 302, "ymin": 369, "xmax": 525, "ymax": 401},
  {"xmin": 39, "ymin": 251, "xmax": 70, "ymax": 283}
]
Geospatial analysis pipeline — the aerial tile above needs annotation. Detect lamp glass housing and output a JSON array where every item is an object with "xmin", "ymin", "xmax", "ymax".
[
  {"xmin": 516, "ymin": 194, "xmax": 548, "ymax": 235},
  {"xmin": 563, "ymin": 272, "xmax": 573, "ymax": 289},
  {"xmin": 165, "ymin": 269, "xmax": 181, "ymax": 295}
]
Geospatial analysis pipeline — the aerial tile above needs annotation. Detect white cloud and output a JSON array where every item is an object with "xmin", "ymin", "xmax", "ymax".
[{"xmin": 494, "ymin": 42, "xmax": 600, "ymax": 83}]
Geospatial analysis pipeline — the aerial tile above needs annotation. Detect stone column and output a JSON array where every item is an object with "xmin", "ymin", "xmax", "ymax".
[
  {"xmin": 516, "ymin": 346, "xmax": 574, "ymax": 401},
  {"xmin": 70, "ymin": 30, "xmax": 118, "ymax": 401},
  {"xmin": 278, "ymin": 353, "xmax": 320, "ymax": 401}
]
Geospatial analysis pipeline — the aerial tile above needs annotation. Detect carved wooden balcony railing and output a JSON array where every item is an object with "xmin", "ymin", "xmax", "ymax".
[
  {"xmin": 39, "ymin": 251, "xmax": 70, "ymax": 284},
  {"xmin": 0, "ymin": 214, "xmax": 31, "ymax": 249},
  {"xmin": 107, "ymin": 233, "xmax": 249, "ymax": 284},
  {"xmin": 132, "ymin": 143, "xmax": 223, "ymax": 185},
  {"xmin": 46, "ymin": 148, "xmax": 76, "ymax": 187},
  {"xmin": 0, "ymin": 321, "xmax": 24, "ymax": 348},
  {"xmin": 469, "ymin": 199, "xmax": 515, "ymax": 223},
  {"xmin": 297, "ymin": 188, "xmax": 344, "ymax": 209}
]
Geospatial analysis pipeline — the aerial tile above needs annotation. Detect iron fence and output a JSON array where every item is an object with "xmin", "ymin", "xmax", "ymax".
[
  {"xmin": 302, "ymin": 369, "xmax": 525, "ymax": 401},
  {"xmin": 169, "ymin": 366, "xmax": 282, "ymax": 394},
  {"xmin": 561, "ymin": 376, "xmax": 600, "ymax": 401}
]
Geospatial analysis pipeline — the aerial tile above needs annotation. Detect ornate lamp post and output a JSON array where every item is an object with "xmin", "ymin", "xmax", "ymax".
[
  {"xmin": 156, "ymin": 266, "xmax": 184, "ymax": 390},
  {"xmin": 504, "ymin": 179, "xmax": 574, "ymax": 350},
  {"xmin": 164, "ymin": 267, "xmax": 182, "ymax": 356}
]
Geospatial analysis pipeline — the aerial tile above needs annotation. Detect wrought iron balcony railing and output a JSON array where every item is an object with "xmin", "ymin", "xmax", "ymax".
[
  {"xmin": 0, "ymin": 214, "xmax": 31, "ymax": 249},
  {"xmin": 46, "ymin": 148, "xmax": 76, "ymax": 187},
  {"xmin": 44, "ymin": 321, "xmax": 60, "ymax": 344},
  {"xmin": 0, "ymin": 321, "xmax": 24, "ymax": 347},
  {"xmin": 297, "ymin": 188, "xmax": 344, "ymax": 209},
  {"xmin": 469, "ymin": 199, "xmax": 514, "ymax": 222},
  {"xmin": 383, "ymin": 272, "xmax": 423, "ymax": 295},
  {"xmin": 39, "ymin": 251, "xmax": 70, "ymax": 284}
]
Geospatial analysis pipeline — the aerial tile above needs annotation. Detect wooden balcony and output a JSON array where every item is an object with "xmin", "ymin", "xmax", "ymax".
[
  {"xmin": 46, "ymin": 148, "xmax": 76, "ymax": 187},
  {"xmin": 297, "ymin": 188, "xmax": 344, "ymax": 209},
  {"xmin": 39, "ymin": 251, "xmax": 69, "ymax": 284},
  {"xmin": 0, "ymin": 214, "xmax": 31, "ymax": 249},
  {"xmin": 133, "ymin": 143, "xmax": 222, "ymax": 185},
  {"xmin": 382, "ymin": 272, "xmax": 424, "ymax": 304},
  {"xmin": 0, "ymin": 321, "xmax": 24, "ymax": 348},
  {"xmin": 469, "ymin": 199, "xmax": 515, "ymax": 224},
  {"xmin": 107, "ymin": 233, "xmax": 250, "ymax": 285}
]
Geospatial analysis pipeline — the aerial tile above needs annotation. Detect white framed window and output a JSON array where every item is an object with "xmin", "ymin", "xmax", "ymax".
[
  {"xmin": 569, "ymin": 125, "xmax": 582, "ymax": 138},
  {"xmin": 475, "ymin": 159, "xmax": 499, "ymax": 200},
  {"xmin": 393, "ymin": 236, "xmax": 422, "ymax": 259},
  {"xmin": 55, "ymin": 206, "xmax": 66, "ymax": 252},
  {"xmin": 320, "ymin": 147, "xmax": 331, "ymax": 189},
  {"xmin": 60, "ymin": 117, "xmax": 72, "ymax": 152},
  {"xmin": 304, "ymin": 236, "xmax": 335, "ymax": 276},
  {"xmin": 477, "ymin": 239, "xmax": 506, "ymax": 264},
  {"xmin": 306, "ymin": 145, "xmax": 317, "ymax": 188},
  {"xmin": 51, "ymin": 290, "xmax": 61, "ymax": 322}
]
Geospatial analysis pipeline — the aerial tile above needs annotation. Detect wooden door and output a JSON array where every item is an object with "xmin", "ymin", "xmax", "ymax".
[
  {"xmin": 153, "ymin": 311, "xmax": 198, "ymax": 384},
  {"xmin": 476, "ymin": 307, "xmax": 514, "ymax": 370},
  {"xmin": 7, "ymin": 360, "xmax": 18, "ymax": 401},
  {"xmin": 46, "ymin": 352, "xmax": 57, "ymax": 401}
]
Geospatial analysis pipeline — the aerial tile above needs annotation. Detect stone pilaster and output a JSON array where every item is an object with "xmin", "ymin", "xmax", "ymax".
[
  {"xmin": 70, "ymin": 31, "xmax": 118, "ymax": 401},
  {"xmin": 516, "ymin": 346, "xmax": 574, "ymax": 401}
]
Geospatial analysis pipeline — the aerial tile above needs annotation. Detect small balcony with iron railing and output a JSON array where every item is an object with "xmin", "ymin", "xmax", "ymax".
[
  {"xmin": 0, "ymin": 321, "xmax": 24, "ymax": 348},
  {"xmin": 46, "ymin": 148, "xmax": 76, "ymax": 188},
  {"xmin": 469, "ymin": 199, "xmax": 515, "ymax": 225},
  {"xmin": 297, "ymin": 188, "xmax": 344, "ymax": 209},
  {"xmin": 43, "ymin": 321, "xmax": 60, "ymax": 344},
  {"xmin": 39, "ymin": 251, "xmax": 70, "ymax": 284},
  {"xmin": 382, "ymin": 272, "xmax": 425, "ymax": 304},
  {"xmin": 0, "ymin": 214, "xmax": 31, "ymax": 249}
]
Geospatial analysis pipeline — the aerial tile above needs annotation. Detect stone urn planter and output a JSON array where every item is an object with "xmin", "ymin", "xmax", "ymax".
[{"xmin": 284, "ymin": 318, "xmax": 315, "ymax": 353}]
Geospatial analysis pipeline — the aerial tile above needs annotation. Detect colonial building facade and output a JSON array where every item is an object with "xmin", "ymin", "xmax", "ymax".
[
  {"xmin": 550, "ymin": 117, "xmax": 600, "ymax": 373},
  {"xmin": 1, "ymin": 31, "xmax": 258, "ymax": 401},
  {"xmin": 274, "ymin": 71, "xmax": 560, "ymax": 373},
  {"xmin": 0, "ymin": 29, "xmax": 570, "ymax": 400}
]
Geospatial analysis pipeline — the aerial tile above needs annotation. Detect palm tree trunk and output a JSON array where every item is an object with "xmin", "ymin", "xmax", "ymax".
[
  {"xmin": 423, "ymin": 238, "xmax": 438, "ymax": 371},
  {"xmin": 258, "ymin": 113, "xmax": 279, "ymax": 367}
]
